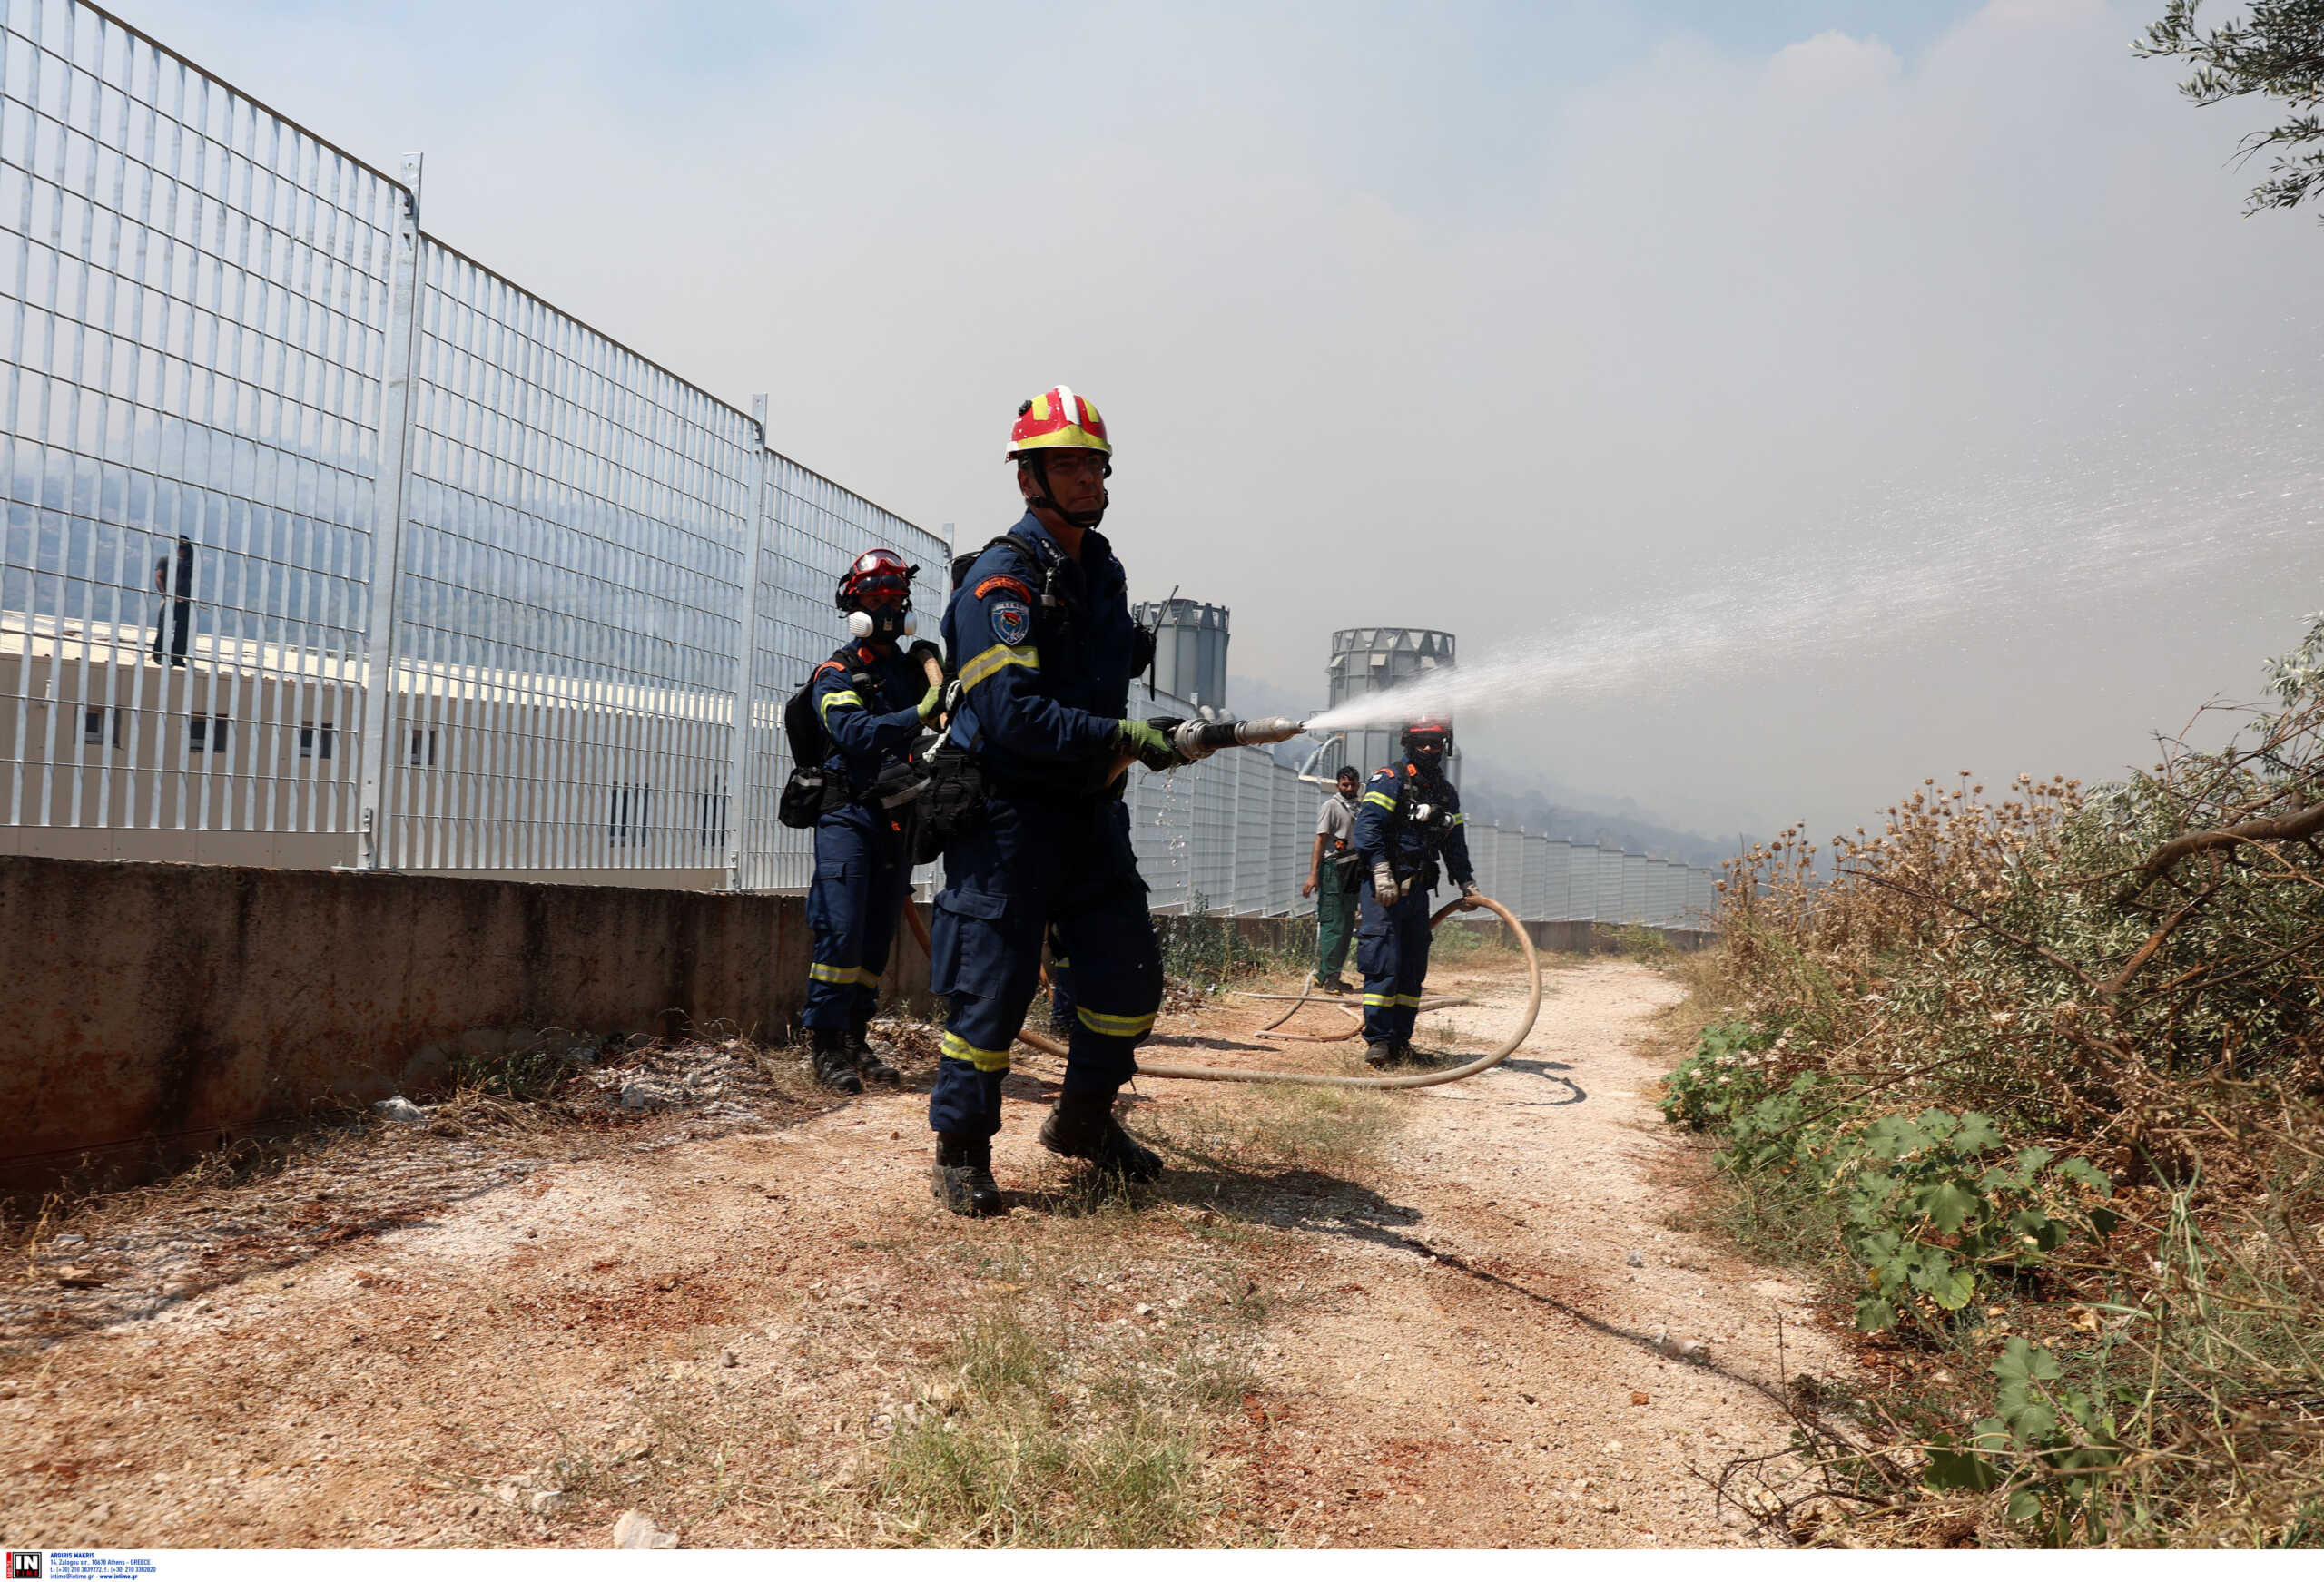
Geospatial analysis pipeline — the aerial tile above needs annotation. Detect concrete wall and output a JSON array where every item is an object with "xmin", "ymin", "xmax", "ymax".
[
  {"xmin": 0, "ymin": 854, "xmax": 931, "ymax": 1194},
  {"xmin": 1, "ymin": 854, "xmax": 1715, "ymax": 1195}
]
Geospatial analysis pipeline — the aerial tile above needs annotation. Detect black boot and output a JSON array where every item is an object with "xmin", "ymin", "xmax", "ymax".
[
  {"xmin": 1037, "ymin": 1092, "xmax": 1165, "ymax": 1184},
  {"xmin": 848, "ymin": 1017, "xmax": 901, "ymax": 1086},
  {"xmin": 931, "ymin": 1135, "xmax": 1002, "ymax": 1216},
  {"xmin": 810, "ymin": 1026, "xmax": 864, "ymax": 1094},
  {"xmin": 1395, "ymin": 1040, "xmax": 1433, "ymax": 1068},
  {"xmin": 1364, "ymin": 1041, "xmax": 1403, "ymax": 1069}
]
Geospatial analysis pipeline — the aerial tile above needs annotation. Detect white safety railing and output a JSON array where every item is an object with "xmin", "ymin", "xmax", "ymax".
[
  {"xmin": 0, "ymin": 0, "xmax": 944, "ymax": 887},
  {"xmin": 0, "ymin": 0, "xmax": 399, "ymax": 864}
]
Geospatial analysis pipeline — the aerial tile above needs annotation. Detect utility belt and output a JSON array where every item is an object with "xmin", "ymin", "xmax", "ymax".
[
  {"xmin": 909, "ymin": 742, "xmax": 1123, "ymax": 865},
  {"xmin": 781, "ymin": 750, "xmax": 931, "ymax": 836},
  {"xmin": 1376, "ymin": 856, "xmax": 1439, "ymax": 899}
]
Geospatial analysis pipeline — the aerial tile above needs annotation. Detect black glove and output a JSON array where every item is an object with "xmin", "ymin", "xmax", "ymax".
[{"xmin": 907, "ymin": 639, "xmax": 944, "ymax": 672}]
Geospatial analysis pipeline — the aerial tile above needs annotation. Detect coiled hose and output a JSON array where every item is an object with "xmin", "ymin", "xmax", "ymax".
[{"xmin": 904, "ymin": 893, "xmax": 1543, "ymax": 1091}]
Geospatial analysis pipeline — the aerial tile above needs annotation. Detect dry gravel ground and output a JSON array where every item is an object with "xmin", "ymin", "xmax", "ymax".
[{"xmin": 0, "ymin": 957, "xmax": 1843, "ymax": 1548}]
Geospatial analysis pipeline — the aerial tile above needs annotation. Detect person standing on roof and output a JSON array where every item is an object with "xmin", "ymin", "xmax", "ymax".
[
  {"xmin": 1302, "ymin": 766, "xmax": 1364, "ymax": 994},
  {"xmin": 802, "ymin": 550, "xmax": 946, "ymax": 1092},
  {"xmin": 1350, "ymin": 717, "xmax": 1481, "ymax": 1067},
  {"xmin": 923, "ymin": 386, "xmax": 1193, "ymax": 1216}
]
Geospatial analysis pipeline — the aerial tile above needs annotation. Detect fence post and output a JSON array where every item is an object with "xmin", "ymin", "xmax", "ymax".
[
  {"xmin": 354, "ymin": 154, "xmax": 426, "ymax": 870},
  {"xmin": 725, "ymin": 396, "xmax": 771, "ymax": 890}
]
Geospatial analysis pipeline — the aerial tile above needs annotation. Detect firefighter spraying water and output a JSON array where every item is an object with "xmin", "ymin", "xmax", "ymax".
[{"xmin": 901, "ymin": 388, "xmax": 1543, "ymax": 1214}]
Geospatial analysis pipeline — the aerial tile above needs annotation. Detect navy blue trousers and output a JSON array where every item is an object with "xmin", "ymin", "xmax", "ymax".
[
  {"xmin": 1357, "ymin": 878, "xmax": 1434, "ymax": 1044},
  {"xmin": 926, "ymin": 793, "xmax": 1162, "ymax": 1138},
  {"xmin": 1046, "ymin": 924, "xmax": 1077, "ymax": 1034},
  {"xmin": 803, "ymin": 806, "xmax": 911, "ymax": 1030}
]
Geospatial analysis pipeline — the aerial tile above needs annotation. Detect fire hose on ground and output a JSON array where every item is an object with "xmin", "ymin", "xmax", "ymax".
[
  {"xmin": 893, "ymin": 712, "xmax": 1543, "ymax": 1089},
  {"xmin": 903, "ymin": 892, "xmax": 1542, "ymax": 1092}
]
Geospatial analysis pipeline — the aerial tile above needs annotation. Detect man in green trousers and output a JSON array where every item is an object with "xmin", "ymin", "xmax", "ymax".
[{"xmin": 1302, "ymin": 766, "xmax": 1364, "ymax": 993}]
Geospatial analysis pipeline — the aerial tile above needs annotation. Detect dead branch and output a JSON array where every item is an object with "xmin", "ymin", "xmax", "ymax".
[
  {"xmin": 2117, "ymin": 801, "xmax": 2324, "ymax": 905},
  {"xmin": 2097, "ymin": 884, "xmax": 2222, "ymax": 998}
]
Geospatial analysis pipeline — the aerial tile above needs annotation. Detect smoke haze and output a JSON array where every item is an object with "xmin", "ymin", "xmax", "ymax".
[{"xmin": 122, "ymin": 0, "xmax": 2324, "ymax": 843}]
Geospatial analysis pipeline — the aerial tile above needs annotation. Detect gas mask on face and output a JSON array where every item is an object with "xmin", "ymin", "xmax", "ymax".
[{"xmin": 846, "ymin": 604, "xmax": 917, "ymax": 642}]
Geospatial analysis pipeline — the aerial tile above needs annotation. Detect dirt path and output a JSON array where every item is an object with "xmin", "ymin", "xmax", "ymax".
[
  {"xmin": 1177, "ymin": 960, "xmax": 1843, "ymax": 1546},
  {"xmin": 0, "ymin": 958, "xmax": 1838, "ymax": 1548}
]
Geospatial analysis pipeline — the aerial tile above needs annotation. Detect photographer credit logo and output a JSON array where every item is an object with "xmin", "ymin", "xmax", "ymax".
[{"xmin": 7, "ymin": 1554, "xmax": 43, "ymax": 1580}]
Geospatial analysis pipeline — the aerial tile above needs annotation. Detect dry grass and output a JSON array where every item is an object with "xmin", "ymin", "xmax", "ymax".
[
  {"xmin": 867, "ymin": 1303, "xmax": 1229, "ymax": 1546},
  {"xmin": 515, "ymin": 1176, "xmax": 1302, "ymax": 1548},
  {"xmin": 1148, "ymin": 1080, "xmax": 1403, "ymax": 1181}
]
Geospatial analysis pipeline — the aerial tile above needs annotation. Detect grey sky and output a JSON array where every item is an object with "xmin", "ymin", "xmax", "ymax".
[{"xmin": 130, "ymin": 0, "xmax": 2324, "ymax": 842}]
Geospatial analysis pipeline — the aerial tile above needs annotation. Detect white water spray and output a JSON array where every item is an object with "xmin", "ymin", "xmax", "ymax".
[{"xmin": 1302, "ymin": 427, "xmax": 2324, "ymax": 737}]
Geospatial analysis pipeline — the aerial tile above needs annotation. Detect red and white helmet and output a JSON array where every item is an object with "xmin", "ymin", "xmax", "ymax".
[
  {"xmin": 836, "ymin": 548, "xmax": 918, "ymax": 640},
  {"xmin": 836, "ymin": 547, "xmax": 913, "ymax": 612},
  {"xmin": 1006, "ymin": 386, "xmax": 1111, "ymax": 461}
]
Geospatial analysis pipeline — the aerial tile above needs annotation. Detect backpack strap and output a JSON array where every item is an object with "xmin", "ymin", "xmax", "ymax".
[{"xmin": 950, "ymin": 533, "xmax": 1029, "ymax": 594}]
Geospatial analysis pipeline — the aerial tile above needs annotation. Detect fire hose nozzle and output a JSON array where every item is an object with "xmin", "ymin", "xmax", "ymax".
[{"xmin": 1168, "ymin": 715, "xmax": 1309, "ymax": 756}]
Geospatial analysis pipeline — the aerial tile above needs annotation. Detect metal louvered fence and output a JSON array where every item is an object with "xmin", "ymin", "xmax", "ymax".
[
  {"xmin": 0, "ymin": 0, "xmax": 1721, "ymax": 929},
  {"xmin": 0, "ymin": 0, "xmax": 942, "ymax": 889}
]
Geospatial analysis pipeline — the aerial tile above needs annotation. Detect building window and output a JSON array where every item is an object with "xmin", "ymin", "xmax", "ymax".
[
  {"xmin": 188, "ymin": 714, "xmax": 228, "ymax": 753},
  {"xmin": 699, "ymin": 788, "xmax": 728, "ymax": 849},
  {"xmin": 82, "ymin": 707, "xmax": 120, "ymax": 747},
  {"xmin": 408, "ymin": 728, "xmax": 437, "ymax": 767},
  {"xmin": 609, "ymin": 783, "xmax": 652, "ymax": 847},
  {"xmin": 300, "ymin": 723, "xmax": 335, "ymax": 761}
]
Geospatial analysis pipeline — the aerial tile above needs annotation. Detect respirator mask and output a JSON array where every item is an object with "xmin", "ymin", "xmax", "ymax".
[{"xmin": 846, "ymin": 599, "xmax": 917, "ymax": 642}]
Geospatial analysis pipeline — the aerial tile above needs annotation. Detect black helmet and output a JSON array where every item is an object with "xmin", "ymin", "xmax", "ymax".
[{"xmin": 1402, "ymin": 715, "xmax": 1452, "ymax": 761}]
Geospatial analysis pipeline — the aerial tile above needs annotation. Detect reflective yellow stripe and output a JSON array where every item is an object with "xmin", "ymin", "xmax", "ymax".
[
  {"xmin": 1362, "ymin": 791, "xmax": 1397, "ymax": 810},
  {"xmin": 817, "ymin": 688, "xmax": 863, "ymax": 719},
  {"xmin": 809, "ymin": 960, "xmax": 858, "ymax": 985},
  {"xmin": 1448, "ymin": 813, "xmax": 1465, "ymax": 826},
  {"xmin": 1076, "ymin": 1005, "xmax": 1157, "ymax": 1037},
  {"xmin": 940, "ymin": 1030, "xmax": 1013, "ymax": 1072},
  {"xmin": 1362, "ymin": 993, "xmax": 1394, "ymax": 1007},
  {"xmin": 1050, "ymin": 955, "xmax": 1069, "ymax": 969},
  {"xmin": 959, "ymin": 643, "xmax": 1039, "ymax": 691},
  {"xmin": 1394, "ymin": 994, "xmax": 1423, "ymax": 1008}
]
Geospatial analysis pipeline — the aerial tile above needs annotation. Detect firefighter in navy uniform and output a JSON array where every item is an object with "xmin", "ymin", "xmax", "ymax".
[
  {"xmin": 1350, "ymin": 716, "xmax": 1482, "ymax": 1067},
  {"xmin": 803, "ymin": 550, "xmax": 946, "ymax": 1092},
  {"xmin": 924, "ymin": 386, "xmax": 1189, "ymax": 1216}
]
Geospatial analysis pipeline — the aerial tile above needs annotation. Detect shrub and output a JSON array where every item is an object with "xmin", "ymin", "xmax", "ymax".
[{"xmin": 1681, "ymin": 615, "xmax": 2324, "ymax": 1544}]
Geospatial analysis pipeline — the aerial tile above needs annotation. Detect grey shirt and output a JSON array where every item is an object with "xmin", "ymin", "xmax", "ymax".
[{"xmin": 1315, "ymin": 791, "xmax": 1358, "ymax": 864}]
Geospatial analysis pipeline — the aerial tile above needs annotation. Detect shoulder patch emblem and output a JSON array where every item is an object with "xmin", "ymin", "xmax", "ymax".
[
  {"xmin": 976, "ymin": 574, "xmax": 1033, "ymax": 601},
  {"xmin": 990, "ymin": 599, "xmax": 1031, "ymax": 646}
]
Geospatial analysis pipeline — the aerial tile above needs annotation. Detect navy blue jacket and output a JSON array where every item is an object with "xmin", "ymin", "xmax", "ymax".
[
  {"xmin": 941, "ymin": 513, "xmax": 1137, "ymax": 795},
  {"xmin": 810, "ymin": 640, "xmax": 927, "ymax": 798},
  {"xmin": 1353, "ymin": 761, "xmax": 1475, "ymax": 888}
]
